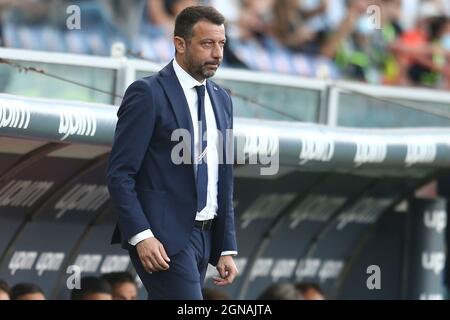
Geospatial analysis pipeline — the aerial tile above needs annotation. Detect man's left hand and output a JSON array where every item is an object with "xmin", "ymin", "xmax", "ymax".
[{"xmin": 214, "ymin": 255, "xmax": 238, "ymax": 287}]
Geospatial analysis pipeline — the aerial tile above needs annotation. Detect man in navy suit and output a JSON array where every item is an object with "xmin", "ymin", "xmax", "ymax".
[{"xmin": 106, "ymin": 6, "xmax": 238, "ymax": 299}]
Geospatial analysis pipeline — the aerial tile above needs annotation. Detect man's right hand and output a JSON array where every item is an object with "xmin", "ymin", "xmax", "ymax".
[{"xmin": 136, "ymin": 237, "xmax": 171, "ymax": 273}]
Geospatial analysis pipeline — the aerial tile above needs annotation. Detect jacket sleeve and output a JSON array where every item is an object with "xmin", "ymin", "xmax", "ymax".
[
  {"xmin": 106, "ymin": 79, "xmax": 156, "ymax": 242},
  {"xmin": 222, "ymin": 92, "xmax": 238, "ymax": 252}
]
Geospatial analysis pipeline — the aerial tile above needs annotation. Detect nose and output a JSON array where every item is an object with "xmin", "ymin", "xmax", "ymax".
[{"xmin": 212, "ymin": 43, "xmax": 223, "ymax": 60}]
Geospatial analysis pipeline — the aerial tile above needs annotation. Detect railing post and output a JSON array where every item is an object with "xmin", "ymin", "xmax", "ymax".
[
  {"xmin": 323, "ymin": 84, "xmax": 340, "ymax": 127},
  {"xmin": 110, "ymin": 42, "xmax": 135, "ymax": 106}
]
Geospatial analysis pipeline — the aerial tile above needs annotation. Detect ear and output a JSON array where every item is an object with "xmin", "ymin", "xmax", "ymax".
[{"xmin": 174, "ymin": 36, "xmax": 186, "ymax": 54}]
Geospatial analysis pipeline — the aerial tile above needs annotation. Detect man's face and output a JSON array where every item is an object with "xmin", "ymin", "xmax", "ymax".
[
  {"xmin": 176, "ymin": 20, "xmax": 226, "ymax": 81},
  {"xmin": 303, "ymin": 288, "xmax": 325, "ymax": 300},
  {"xmin": 0, "ymin": 290, "xmax": 10, "ymax": 300}
]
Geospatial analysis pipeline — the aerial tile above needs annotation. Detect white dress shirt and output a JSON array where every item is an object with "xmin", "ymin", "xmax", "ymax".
[{"xmin": 129, "ymin": 59, "xmax": 237, "ymax": 257}]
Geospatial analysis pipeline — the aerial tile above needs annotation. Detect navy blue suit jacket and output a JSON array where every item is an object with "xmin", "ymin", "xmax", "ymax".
[{"xmin": 106, "ymin": 62, "xmax": 237, "ymax": 266}]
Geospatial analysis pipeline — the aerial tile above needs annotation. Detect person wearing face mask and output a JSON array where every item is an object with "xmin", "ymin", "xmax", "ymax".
[
  {"xmin": 391, "ymin": 2, "xmax": 450, "ymax": 88},
  {"xmin": 397, "ymin": 15, "xmax": 450, "ymax": 88},
  {"xmin": 441, "ymin": 33, "xmax": 450, "ymax": 51},
  {"xmin": 432, "ymin": 17, "xmax": 450, "ymax": 89},
  {"xmin": 321, "ymin": 0, "xmax": 380, "ymax": 82},
  {"xmin": 372, "ymin": 0, "xmax": 404, "ymax": 85}
]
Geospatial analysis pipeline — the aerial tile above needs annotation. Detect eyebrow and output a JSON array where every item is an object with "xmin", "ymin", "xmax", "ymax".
[{"xmin": 201, "ymin": 38, "xmax": 226, "ymax": 42}]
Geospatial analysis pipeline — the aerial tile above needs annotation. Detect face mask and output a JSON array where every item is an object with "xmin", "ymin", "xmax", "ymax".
[
  {"xmin": 441, "ymin": 35, "xmax": 450, "ymax": 50},
  {"xmin": 356, "ymin": 16, "xmax": 375, "ymax": 35}
]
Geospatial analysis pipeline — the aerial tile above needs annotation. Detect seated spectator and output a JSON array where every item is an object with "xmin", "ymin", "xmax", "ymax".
[
  {"xmin": 236, "ymin": 0, "xmax": 273, "ymax": 41},
  {"xmin": 1, "ymin": 0, "xmax": 55, "ymax": 25},
  {"xmin": 320, "ymin": 0, "xmax": 377, "ymax": 81},
  {"xmin": 101, "ymin": 272, "xmax": 138, "ymax": 300},
  {"xmin": 371, "ymin": 0, "xmax": 404, "ymax": 85},
  {"xmin": 295, "ymin": 282, "xmax": 326, "ymax": 300},
  {"xmin": 0, "ymin": 280, "xmax": 10, "ymax": 300},
  {"xmin": 390, "ymin": 0, "xmax": 448, "ymax": 87},
  {"xmin": 99, "ymin": 0, "xmax": 145, "ymax": 39},
  {"xmin": 271, "ymin": 0, "xmax": 329, "ymax": 54},
  {"xmin": 202, "ymin": 287, "xmax": 230, "ymax": 300},
  {"xmin": 10, "ymin": 283, "xmax": 46, "ymax": 300},
  {"xmin": 70, "ymin": 276, "xmax": 112, "ymax": 300},
  {"xmin": 437, "ymin": 18, "xmax": 450, "ymax": 90},
  {"xmin": 257, "ymin": 282, "xmax": 302, "ymax": 300}
]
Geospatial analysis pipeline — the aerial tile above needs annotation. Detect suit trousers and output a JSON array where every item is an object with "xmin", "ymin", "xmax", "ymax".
[{"xmin": 129, "ymin": 226, "xmax": 212, "ymax": 300}]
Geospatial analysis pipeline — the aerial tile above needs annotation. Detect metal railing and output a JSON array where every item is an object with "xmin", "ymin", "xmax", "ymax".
[{"xmin": 1, "ymin": 47, "xmax": 450, "ymax": 128}]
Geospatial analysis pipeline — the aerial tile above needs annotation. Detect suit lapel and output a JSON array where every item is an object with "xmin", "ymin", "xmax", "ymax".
[
  {"xmin": 157, "ymin": 63, "xmax": 229, "ymax": 182},
  {"xmin": 158, "ymin": 62, "xmax": 195, "ymax": 165}
]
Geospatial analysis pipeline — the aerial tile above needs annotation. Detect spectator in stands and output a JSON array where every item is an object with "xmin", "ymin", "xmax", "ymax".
[
  {"xmin": 101, "ymin": 271, "xmax": 138, "ymax": 300},
  {"xmin": 271, "ymin": 0, "xmax": 329, "ymax": 54},
  {"xmin": 0, "ymin": 280, "xmax": 10, "ymax": 300},
  {"xmin": 257, "ymin": 282, "xmax": 302, "ymax": 300},
  {"xmin": 10, "ymin": 283, "xmax": 46, "ymax": 300},
  {"xmin": 70, "ymin": 276, "xmax": 112, "ymax": 300},
  {"xmin": 0, "ymin": 0, "xmax": 10, "ymax": 46},
  {"xmin": 372, "ymin": 0, "xmax": 404, "ymax": 85},
  {"xmin": 437, "ymin": 18, "xmax": 450, "ymax": 89},
  {"xmin": 236, "ymin": 0, "xmax": 274, "ymax": 41},
  {"xmin": 295, "ymin": 282, "xmax": 326, "ymax": 300},
  {"xmin": 1, "ymin": 0, "xmax": 57, "ymax": 25},
  {"xmin": 332, "ymin": 0, "xmax": 404, "ymax": 84},
  {"xmin": 391, "ymin": 2, "xmax": 450, "ymax": 88},
  {"xmin": 202, "ymin": 287, "xmax": 230, "ymax": 300},
  {"xmin": 320, "ymin": 0, "xmax": 397, "ymax": 83},
  {"xmin": 422, "ymin": 16, "xmax": 450, "ymax": 89},
  {"xmin": 146, "ymin": 0, "xmax": 198, "ymax": 36},
  {"xmin": 207, "ymin": 0, "xmax": 240, "ymax": 37},
  {"xmin": 99, "ymin": 0, "xmax": 145, "ymax": 39}
]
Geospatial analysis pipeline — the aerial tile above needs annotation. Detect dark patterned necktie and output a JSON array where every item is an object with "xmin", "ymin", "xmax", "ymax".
[{"xmin": 195, "ymin": 85, "xmax": 207, "ymax": 212}]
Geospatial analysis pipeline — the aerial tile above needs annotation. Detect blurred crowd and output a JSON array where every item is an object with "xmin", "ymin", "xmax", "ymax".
[
  {"xmin": 1, "ymin": 0, "xmax": 450, "ymax": 88},
  {"xmin": 0, "ymin": 275, "xmax": 325, "ymax": 300}
]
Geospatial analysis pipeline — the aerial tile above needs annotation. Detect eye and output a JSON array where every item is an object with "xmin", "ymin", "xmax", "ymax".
[{"xmin": 202, "ymin": 41, "xmax": 214, "ymax": 48}]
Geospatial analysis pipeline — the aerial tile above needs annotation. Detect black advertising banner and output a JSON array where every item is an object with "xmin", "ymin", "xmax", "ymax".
[
  {"xmin": 0, "ymin": 162, "xmax": 110, "ymax": 297},
  {"xmin": 337, "ymin": 210, "xmax": 407, "ymax": 300},
  {"xmin": 407, "ymin": 198, "xmax": 447, "ymax": 300},
  {"xmin": 0, "ymin": 157, "xmax": 87, "ymax": 254},
  {"xmin": 1, "ymin": 94, "xmax": 450, "ymax": 171}
]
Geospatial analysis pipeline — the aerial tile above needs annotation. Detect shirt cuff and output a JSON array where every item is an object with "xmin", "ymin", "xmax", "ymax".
[
  {"xmin": 221, "ymin": 251, "xmax": 238, "ymax": 256},
  {"xmin": 128, "ymin": 229, "xmax": 154, "ymax": 246}
]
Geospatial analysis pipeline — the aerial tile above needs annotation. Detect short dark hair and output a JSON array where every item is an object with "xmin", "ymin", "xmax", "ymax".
[
  {"xmin": 257, "ymin": 282, "xmax": 300, "ymax": 300},
  {"xmin": 10, "ymin": 283, "xmax": 44, "ymax": 300},
  {"xmin": 70, "ymin": 276, "xmax": 112, "ymax": 300},
  {"xmin": 295, "ymin": 282, "xmax": 325, "ymax": 296},
  {"xmin": 0, "ymin": 279, "xmax": 10, "ymax": 295},
  {"xmin": 202, "ymin": 287, "xmax": 230, "ymax": 300},
  {"xmin": 174, "ymin": 6, "xmax": 225, "ymax": 41},
  {"xmin": 101, "ymin": 272, "xmax": 136, "ymax": 288}
]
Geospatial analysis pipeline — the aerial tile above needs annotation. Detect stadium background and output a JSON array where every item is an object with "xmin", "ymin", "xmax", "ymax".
[{"xmin": 0, "ymin": 0, "xmax": 449, "ymax": 300}]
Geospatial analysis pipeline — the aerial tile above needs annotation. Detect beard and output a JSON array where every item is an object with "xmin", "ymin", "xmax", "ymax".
[{"xmin": 185, "ymin": 53, "xmax": 221, "ymax": 81}]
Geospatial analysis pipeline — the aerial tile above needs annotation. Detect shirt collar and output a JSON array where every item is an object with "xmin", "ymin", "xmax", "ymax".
[{"xmin": 173, "ymin": 58, "xmax": 206, "ymax": 91}]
